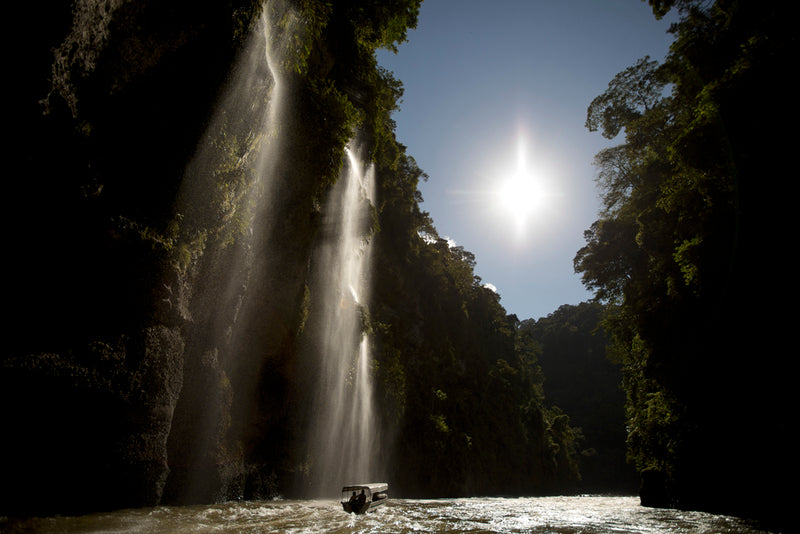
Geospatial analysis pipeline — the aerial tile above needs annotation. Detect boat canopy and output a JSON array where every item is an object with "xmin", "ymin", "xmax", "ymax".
[{"xmin": 340, "ymin": 482, "xmax": 388, "ymax": 502}]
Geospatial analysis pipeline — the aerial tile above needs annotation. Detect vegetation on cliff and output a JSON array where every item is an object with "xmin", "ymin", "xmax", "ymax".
[
  {"xmin": 520, "ymin": 303, "xmax": 637, "ymax": 494},
  {"xmin": 3, "ymin": 0, "xmax": 586, "ymax": 517},
  {"xmin": 368, "ymin": 207, "xmax": 583, "ymax": 496},
  {"xmin": 575, "ymin": 0, "xmax": 793, "ymax": 527}
]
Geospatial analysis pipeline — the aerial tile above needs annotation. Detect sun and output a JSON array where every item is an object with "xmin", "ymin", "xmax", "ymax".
[
  {"xmin": 498, "ymin": 171, "xmax": 543, "ymax": 230},
  {"xmin": 493, "ymin": 135, "xmax": 551, "ymax": 235}
]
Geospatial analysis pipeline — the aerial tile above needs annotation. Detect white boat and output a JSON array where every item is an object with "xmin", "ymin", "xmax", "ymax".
[{"xmin": 340, "ymin": 483, "xmax": 389, "ymax": 514}]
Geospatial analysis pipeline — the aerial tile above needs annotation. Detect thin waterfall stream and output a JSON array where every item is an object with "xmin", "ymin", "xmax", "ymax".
[
  {"xmin": 162, "ymin": 1, "xmax": 297, "ymax": 503},
  {"xmin": 297, "ymin": 146, "xmax": 380, "ymax": 497}
]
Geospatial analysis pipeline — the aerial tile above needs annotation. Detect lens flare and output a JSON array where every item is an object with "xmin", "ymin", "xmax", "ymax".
[
  {"xmin": 494, "ymin": 133, "xmax": 551, "ymax": 236},
  {"xmin": 498, "ymin": 171, "xmax": 542, "ymax": 229}
]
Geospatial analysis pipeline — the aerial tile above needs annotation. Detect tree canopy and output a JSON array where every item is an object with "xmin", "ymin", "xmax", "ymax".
[{"xmin": 575, "ymin": 0, "xmax": 793, "ymax": 527}]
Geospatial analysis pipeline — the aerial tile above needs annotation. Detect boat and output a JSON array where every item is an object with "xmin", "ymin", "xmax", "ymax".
[{"xmin": 340, "ymin": 482, "xmax": 389, "ymax": 514}]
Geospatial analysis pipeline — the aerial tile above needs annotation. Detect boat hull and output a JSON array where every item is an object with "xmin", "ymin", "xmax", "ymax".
[{"xmin": 341, "ymin": 496, "xmax": 387, "ymax": 514}]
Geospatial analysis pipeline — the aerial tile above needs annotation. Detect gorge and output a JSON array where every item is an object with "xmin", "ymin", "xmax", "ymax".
[
  {"xmin": 3, "ymin": 1, "xmax": 790, "ymax": 532},
  {"xmin": 3, "ymin": 0, "xmax": 575, "ymax": 517}
]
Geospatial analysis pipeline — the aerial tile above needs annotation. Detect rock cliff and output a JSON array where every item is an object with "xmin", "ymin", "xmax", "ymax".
[{"xmin": 3, "ymin": 0, "xmax": 349, "ymax": 515}]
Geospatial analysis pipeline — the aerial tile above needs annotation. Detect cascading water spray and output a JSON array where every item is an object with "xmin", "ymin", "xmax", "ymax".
[
  {"xmin": 297, "ymin": 145, "xmax": 380, "ymax": 497},
  {"xmin": 160, "ymin": 0, "xmax": 382, "ymax": 502},
  {"xmin": 163, "ymin": 0, "xmax": 304, "ymax": 503}
]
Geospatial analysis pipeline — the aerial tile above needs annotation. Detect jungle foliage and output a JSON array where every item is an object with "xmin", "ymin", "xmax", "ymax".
[
  {"xmin": 520, "ymin": 303, "xmax": 637, "ymax": 494},
  {"xmin": 575, "ymin": 0, "xmax": 793, "ymax": 526},
  {"xmin": 369, "ymin": 211, "xmax": 583, "ymax": 496}
]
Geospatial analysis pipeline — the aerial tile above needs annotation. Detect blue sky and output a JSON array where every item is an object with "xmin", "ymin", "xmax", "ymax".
[{"xmin": 376, "ymin": 0, "xmax": 677, "ymax": 321}]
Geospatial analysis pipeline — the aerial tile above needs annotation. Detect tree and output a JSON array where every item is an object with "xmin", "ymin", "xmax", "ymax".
[
  {"xmin": 521, "ymin": 303, "xmax": 635, "ymax": 493},
  {"xmin": 575, "ymin": 1, "xmax": 793, "ymax": 527}
]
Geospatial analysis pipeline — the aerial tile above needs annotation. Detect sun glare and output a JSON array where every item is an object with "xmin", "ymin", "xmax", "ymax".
[
  {"xmin": 498, "ymin": 171, "xmax": 542, "ymax": 229},
  {"xmin": 493, "ymin": 134, "xmax": 551, "ymax": 235}
]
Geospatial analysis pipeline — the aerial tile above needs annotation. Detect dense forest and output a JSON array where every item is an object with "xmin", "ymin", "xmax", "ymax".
[
  {"xmin": 575, "ymin": 0, "xmax": 793, "ymax": 529},
  {"xmin": 1, "ymin": 0, "xmax": 791, "ymax": 530},
  {"xmin": 520, "ymin": 303, "xmax": 637, "ymax": 494}
]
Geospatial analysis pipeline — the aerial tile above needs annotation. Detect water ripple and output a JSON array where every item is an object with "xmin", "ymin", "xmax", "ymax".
[{"xmin": 1, "ymin": 496, "xmax": 774, "ymax": 534}]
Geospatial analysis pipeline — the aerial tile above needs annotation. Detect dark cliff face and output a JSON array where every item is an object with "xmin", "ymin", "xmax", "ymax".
[
  {"xmin": 9, "ymin": 0, "xmax": 250, "ymax": 354},
  {"xmin": 2, "ymin": 0, "xmax": 320, "ymax": 516}
]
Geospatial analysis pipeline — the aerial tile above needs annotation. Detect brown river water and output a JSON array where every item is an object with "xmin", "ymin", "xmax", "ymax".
[{"xmin": 1, "ymin": 495, "xmax": 776, "ymax": 533}]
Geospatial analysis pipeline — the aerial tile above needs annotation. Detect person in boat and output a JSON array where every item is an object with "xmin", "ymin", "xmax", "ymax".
[{"xmin": 348, "ymin": 491, "xmax": 357, "ymax": 507}]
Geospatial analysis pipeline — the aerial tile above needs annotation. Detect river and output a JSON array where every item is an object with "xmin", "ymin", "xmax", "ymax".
[{"xmin": 1, "ymin": 495, "xmax": 776, "ymax": 533}]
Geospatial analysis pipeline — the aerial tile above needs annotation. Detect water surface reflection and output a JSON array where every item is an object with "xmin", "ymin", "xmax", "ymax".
[{"xmin": 2, "ymin": 495, "xmax": 774, "ymax": 533}]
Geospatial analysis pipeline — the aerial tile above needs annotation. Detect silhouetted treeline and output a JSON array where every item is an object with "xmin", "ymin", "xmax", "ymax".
[
  {"xmin": 368, "ymin": 218, "xmax": 582, "ymax": 496},
  {"xmin": 575, "ymin": 0, "xmax": 793, "ymax": 529},
  {"xmin": 520, "ymin": 303, "xmax": 637, "ymax": 494}
]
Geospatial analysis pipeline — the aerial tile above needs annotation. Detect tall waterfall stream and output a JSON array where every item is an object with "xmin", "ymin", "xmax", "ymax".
[
  {"xmin": 169, "ymin": 0, "xmax": 382, "ymax": 501},
  {"xmin": 298, "ymin": 147, "xmax": 380, "ymax": 496}
]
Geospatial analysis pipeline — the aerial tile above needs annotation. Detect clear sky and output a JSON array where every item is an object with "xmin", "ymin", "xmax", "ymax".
[{"xmin": 376, "ymin": 0, "xmax": 677, "ymax": 321}]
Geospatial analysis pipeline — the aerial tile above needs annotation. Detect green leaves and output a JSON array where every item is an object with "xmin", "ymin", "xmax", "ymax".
[
  {"xmin": 579, "ymin": 3, "xmax": 795, "ymax": 520},
  {"xmin": 585, "ymin": 57, "xmax": 667, "ymax": 140}
]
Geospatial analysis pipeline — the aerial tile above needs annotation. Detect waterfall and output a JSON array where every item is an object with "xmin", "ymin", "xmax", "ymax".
[
  {"xmin": 163, "ymin": 0, "xmax": 382, "ymax": 503},
  {"xmin": 163, "ymin": 1, "xmax": 305, "ymax": 503},
  {"xmin": 297, "ymin": 146, "xmax": 380, "ymax": 497}
]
